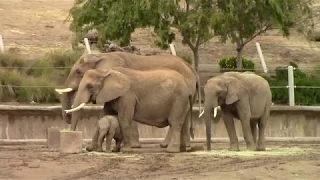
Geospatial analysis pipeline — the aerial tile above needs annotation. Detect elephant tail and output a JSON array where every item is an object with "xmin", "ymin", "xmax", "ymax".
[
  {"xmin": 196, "ymin": 74, "xmax": 202, "ymax": 117},
  {"xmin": 189, "ymin": 95, "xmax": 195, "ymax": 139}
]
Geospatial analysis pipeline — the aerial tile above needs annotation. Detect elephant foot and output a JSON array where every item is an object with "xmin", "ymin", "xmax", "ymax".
[
  {"xmin": 112, "ymin": 147, "xmax": 121, "ymax": 152},
  {"xmin": 160, "ymin": 142, "xmax": 168, "ymax": 148},
  {"xmin": 86, "ymin": 145, "xmax": 94, "ymax": 152},
  {"xmin": 166, "ymin": 143, "xmax": 180, "ymax": 153},
  {"xmin": 121, "ymin": 146, "xmax": 133, "ymax": 153},
  {"xmin": 105, "ymin": 150, "xmax": 112, "ymax": 153},
  {"xmin": 96, "ymin": 147, "xmax": 103, "ymax": 152},
  {"xmin": 256, "ymin": 146, "xmax": 266, "ymax": 151},
  {"xmin": 246, "ymin": 144, "xmax": 256, "ymax": 151},
  {"xmin": 228, "ymin": 144, "xmax": 240, "ymax": 151},
  {"xmin": 180, "ymin": 145, "xmax": 187, "ymax": 152}
]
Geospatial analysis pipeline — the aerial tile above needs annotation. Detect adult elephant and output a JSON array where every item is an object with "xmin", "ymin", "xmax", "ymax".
[
  {"xmin": 55, "ymin": 52, "xmax": 202, "ymax": 148},
  {"xmin": 65, "ymin": 67, "xmax": 192, "ymax": 153},
  {"xmin": 200, "ymin": 71, "xmax": 272, "ymax": 151}
]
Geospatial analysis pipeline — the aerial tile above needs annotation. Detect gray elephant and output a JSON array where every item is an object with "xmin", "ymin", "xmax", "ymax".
[
  {"xmin": 64, "ymin": 67, "xmax": 192, "ymax": 153},
  {"xmin": 201, "ymin": 71, "xmax": 272, "ymax": 151},
  {"xmin": 86, "ymin": 115, "xmax": 123, "ymax": 153},
  {"xmin": 55, "ymin": 52, "xmax": 201, "ymax": 148}
]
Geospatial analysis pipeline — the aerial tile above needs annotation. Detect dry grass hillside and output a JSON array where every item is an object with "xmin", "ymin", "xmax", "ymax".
[{"xmin": 1, "ymin": 0, "xmax": 320, "ymax": 74}]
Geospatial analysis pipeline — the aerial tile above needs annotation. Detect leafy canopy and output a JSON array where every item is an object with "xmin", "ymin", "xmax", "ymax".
[
  {"xmin": 212, "ymin": 0, "xmax": 314, "ymax": 68},
  {"xmin": 214, "ymin": 0, "xmax": 314, "ymax": 48}
]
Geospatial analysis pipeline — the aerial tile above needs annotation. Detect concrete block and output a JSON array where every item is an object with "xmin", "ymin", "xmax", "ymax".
[
  {"xmin": 47, "ymin": 127, "xmax": 61, "ymax": 149},
  {"xmin": 59, "ymin": 131, "xmax": 83, "ymax": 154}
]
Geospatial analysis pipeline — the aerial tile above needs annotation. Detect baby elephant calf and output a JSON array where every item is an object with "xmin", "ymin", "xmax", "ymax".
[{"xmin": 86, "ymin": 115, "xmax": 123, "ymax": 152}]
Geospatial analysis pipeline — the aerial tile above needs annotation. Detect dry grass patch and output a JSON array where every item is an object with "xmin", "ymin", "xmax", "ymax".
[{"xmin": 191, "ymin": 146, "xmax": 314, "ymax": 158}]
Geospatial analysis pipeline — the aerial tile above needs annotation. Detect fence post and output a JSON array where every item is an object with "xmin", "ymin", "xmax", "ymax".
[
  {"xmin": 255, "ymin": 42, "xmax": 268, "ymax": 73},
  {"xmin": 169, "ymin": 43, "xmax": 177, "ymax": 56},
  {"xmin": 84, "ymin": 38, "xmax": 92, "ymax": 54},
  {"xmin": 287, "ymin": 65, "xmax": 295, "ymax": 106},
  {"xmin": 0, "ymin": 35, "xmax": 4, "ymax": 53}
]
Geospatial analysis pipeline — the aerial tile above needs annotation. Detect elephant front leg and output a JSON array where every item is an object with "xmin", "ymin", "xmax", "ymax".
[
  {"xmin": 130, "ymin": 121, "xmax": 142, "ymax": 148},
  {"xmin": 222, "ymin": 111, "xmax": 240, "ymax": 151},
  {"xmin": 117, "ymin": 97, "xmax": 135, "ymax": 153},
  {"xmin": 237, "ymin": 108, "xmax": 255, "ymax": 151}
]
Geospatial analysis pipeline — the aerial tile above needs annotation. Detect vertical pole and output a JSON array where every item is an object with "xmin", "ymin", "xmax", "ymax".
[
  {"xmin": 255, "ymin": 42, "xmax": 268, "ymax": 73},
  {"xmin": 288, "ymin": 65, "xmax": 295, "ymax": 106},
  {"xmin": 84, "ymin": 38, "xmax": 92, "ymax": 54},
  {"xmin": 0, "ymin": 35, "xmax": 4, "ymax": 53},
  {"xmin": 169, "ymin": 43, "xmax": 177, "ymax": 56}
]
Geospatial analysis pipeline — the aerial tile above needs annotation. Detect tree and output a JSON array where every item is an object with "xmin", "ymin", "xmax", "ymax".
[
  {"xmin": 69, "ymin": 0, "xmax": 149, "ymax": 48},
  {"xmin": 69, "ymin": 0, "xmax": 217, "ymax": 73},
  {"xmin": 145, "ymin": 0, "xmax": 216, "ymax": 72},
  {"xmin": 213, "ymin": 0, "xmax": 315, "ymax": 69}
]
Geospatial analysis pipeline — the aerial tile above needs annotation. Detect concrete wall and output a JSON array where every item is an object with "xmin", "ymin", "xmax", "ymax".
[{"xmin": 0, "ymin": 105, "xmax": 319, "ymax": 140}]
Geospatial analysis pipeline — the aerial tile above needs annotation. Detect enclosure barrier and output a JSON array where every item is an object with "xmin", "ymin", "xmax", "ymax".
[{"xmin": 0, "ymin": 105, "xmax": 319, "ymax": 145}]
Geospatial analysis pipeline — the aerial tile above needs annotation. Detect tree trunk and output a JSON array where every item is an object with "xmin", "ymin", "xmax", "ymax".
[
  {"xmin": 236, "ymin": 46, "xmax": 243, "ymax": 70},
  {"xmin": 192, "ymin": 48, "xmax": 200, "ymax": 73}
]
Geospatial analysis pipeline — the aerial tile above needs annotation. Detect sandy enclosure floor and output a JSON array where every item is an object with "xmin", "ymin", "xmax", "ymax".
[{"xmin": 0, "ymin": 142, "xmax": 319, "ymax": 180}]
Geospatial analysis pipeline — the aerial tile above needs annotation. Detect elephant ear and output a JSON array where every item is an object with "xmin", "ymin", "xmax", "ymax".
[
  {"xmin": 96, "ymin": 70, "xmax": 131, "ymax": 104},
  {"xmin": 225, "ymin": 78, "xmax": 242, "ymax": 105}
]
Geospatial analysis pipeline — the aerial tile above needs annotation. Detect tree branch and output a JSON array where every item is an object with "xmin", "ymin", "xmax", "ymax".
[{"xmin": 242, "ymin": 23, "xmax": 272, "ymax": 47}]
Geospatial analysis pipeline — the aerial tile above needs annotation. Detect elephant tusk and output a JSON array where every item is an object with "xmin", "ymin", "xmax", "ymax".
[
  {"xmin": 65, "ymin": 103, "xmax": 86, "ymax": 114},
  {"xmin": 213, "ymin": 107, "xmax": 218, "ymax": 118},
  {"xmin": 199, "ymin": 110, "xmax": 204, "ymax": 118},
  {"xmin": 55, "ymin": 88, "xmax": 73, "ymax": 94}
]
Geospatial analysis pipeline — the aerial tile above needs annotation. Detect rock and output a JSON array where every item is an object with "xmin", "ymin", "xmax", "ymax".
[
  {"xmin": 59, "ymin": 131, "xmax": 83, "ymax": 154},
  {"xmin": 47, "ymin": 127, "xmax": 61, "ymax": 149}
]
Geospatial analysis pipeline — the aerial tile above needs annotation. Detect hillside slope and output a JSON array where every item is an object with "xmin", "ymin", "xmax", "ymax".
[{"xmin": 1, "ymin": 0, "xmax": 320, "ymax": 74}]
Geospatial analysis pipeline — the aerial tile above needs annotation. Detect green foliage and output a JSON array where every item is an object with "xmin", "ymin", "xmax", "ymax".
[
  {"xmin": 213, "ymin": 0, "xmax": 315, "ymax": 68},
  {"xmin": 218, "ymin": 56, "xmax": 255, "ymax": 72},
  {"xmin": 0, "ymin": 50, "xmax": 82, "ymax": 103},
  {"xmin": 177, "ymin": 52, "xmax": 193, "ymax": 65},
  {"xmin": 69, "ymin": 0, "xmax": 216, "ymax": 72},
  {"xmin": 265, "ymin": 65, "xmax": 320, "ymax": 105}
]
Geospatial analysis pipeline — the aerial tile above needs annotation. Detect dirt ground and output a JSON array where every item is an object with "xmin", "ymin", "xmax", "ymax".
[{"xmin": 0, "ymin": 142, "xmax": 319, "ymax": 180}]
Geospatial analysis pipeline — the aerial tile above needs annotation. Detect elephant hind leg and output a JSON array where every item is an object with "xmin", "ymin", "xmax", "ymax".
[
  {"xmin": 250, "ymin": 120, "xmax": 258, "ymax": 145},
  {"xmin": 257, "ymin": 111, "xmax": 269, "ymax": 151},
  {"xmin": 166, "ymin": 99, "xmax": 189, "ymax": 153}
]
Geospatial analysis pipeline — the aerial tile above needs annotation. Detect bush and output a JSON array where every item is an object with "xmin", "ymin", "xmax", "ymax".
[
  {"xmin": 218, "ymin": 56, "xmax": 255, "ymax": 72},
  {"xmin": 265, "ymin": 65, "xmax": 320, "ymax": 105},
  {"xmin": 177, "ymin": 52, "xmax": 193, "ymax": 65},
  {"xmin": 0, "ymin": 50, "xmax": 82, "ymax": 104}
]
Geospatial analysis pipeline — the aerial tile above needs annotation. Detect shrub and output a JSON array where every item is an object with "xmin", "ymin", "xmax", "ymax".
[
  {"xmin": 218, "ymin": 56, "xmax": 255, "ymax": 72},
  {"xmin": 265, "ymin": 65, "xmax": 320, "ymax": 105},
  {"xmin": 0, "ymin": 52, "xmax": 26, "ymax": 72},
  {"xmin": 177, "ymin": 52, "xmax": 193, "ymax": 65},
  {"xmin": 0, "ymin": 50, "xmax": 83, "ymax": 104}
]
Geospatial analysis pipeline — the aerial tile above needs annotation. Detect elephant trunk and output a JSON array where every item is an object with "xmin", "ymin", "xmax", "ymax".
[
  {"xmin": 203, "ymin": 100, "xmax": 218, "ymax": 151},
  {"xmin": 61, "ymin": 91, "xmax": 75, "ymax": 124},
  {"xmin": 66, "ymin": 88, "xmax": 91, "ymax": 131}
]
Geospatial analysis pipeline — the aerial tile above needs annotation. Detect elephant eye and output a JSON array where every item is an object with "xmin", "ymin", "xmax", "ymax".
[
  {"xmin": 87, "ymin": 84, "xmax": 93, "ymax": 89},
  {"xmin": 76, "ymin": 69, "xmax": 81, "ymax": 74}
]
